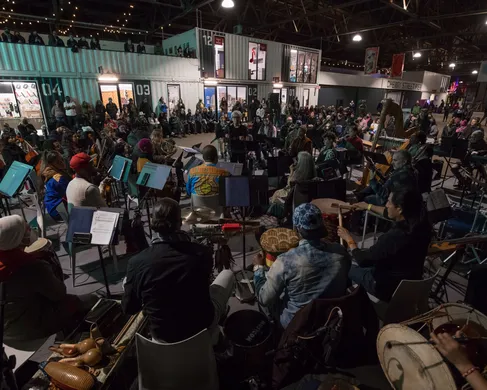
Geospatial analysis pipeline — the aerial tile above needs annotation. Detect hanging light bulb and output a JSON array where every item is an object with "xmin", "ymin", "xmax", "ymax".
[
  {"xmin": 352, "ymin": 34, "xmax": 362, "ymax": 42},
  {"xmin": 222, "ymin": 0, "xmax": 234, "ymax": 8},
  {"xmin": 472, "ymin": 70, "xmax": 478, "ymax": 74},
  {"xmin": 413, "ymin": 52, "xmax": 421, "ymax": 58},
  {"xmin": 449, "ymin": 63, "xmax": 456, "ymax": 68}
]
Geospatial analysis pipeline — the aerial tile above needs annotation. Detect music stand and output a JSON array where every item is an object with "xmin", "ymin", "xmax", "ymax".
[
  {"xmin": 363, "ymin": 151, "xmax": 389, "ymax": 166},
  {"xmin": 0, "ymin": 161, "xmax": 34, "ymax": 221},
  {"xmin": 66, "ymin": 206, "xmax": 124, "ymax": 298},
  {"xmin": 219, "ymin": 176, "xmax": 251, "ymax": 269},
  {"xmin": 136, "ymin": 162, "xmax": 172, "ymax": 238},
  {"xmin": 110, "ymin": 155, "xmax": 133, "ymax": 211}
]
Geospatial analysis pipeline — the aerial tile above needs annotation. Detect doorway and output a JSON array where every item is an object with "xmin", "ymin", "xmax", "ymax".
[
  {"xmin": 99, "ymin": 83, "xmax": 135, "ymax": 110},
  {"xmin": 303, "ymin": 88, "xmax": 310, "ymax": 107},
  {"xmin": 167, "ymin": 84, "xmax": 181, "ymax": 113}
]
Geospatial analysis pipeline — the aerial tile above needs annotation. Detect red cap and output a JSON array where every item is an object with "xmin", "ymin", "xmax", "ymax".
[{"xmin": 70, "ymin": 152, "xmax": 91, "ymax": 172}]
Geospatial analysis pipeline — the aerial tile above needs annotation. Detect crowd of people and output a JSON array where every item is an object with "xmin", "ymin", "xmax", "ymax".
[
  {"xmin": 1, "ymin": 94, "xmax": 487, "ymax": 389},
  {"xmin": 1, "ymin": 28, "xmax": 196, "ymax": 57}
]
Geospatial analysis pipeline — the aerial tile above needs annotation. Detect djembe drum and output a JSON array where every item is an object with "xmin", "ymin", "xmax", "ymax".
[
  {"xmin": 311, "ymin": 198, "xmax": 351, "ymax": 243},
  {"xmin": 25, "ymin": 238, "xmax": 63, "ymax": 280},
  {"xmin": 377, "ymin": 303, "xmax": 487, "ymax": 390},
  {"xmin": 260, "ymin": 228, "xmax": 300, "ymax": 267}
]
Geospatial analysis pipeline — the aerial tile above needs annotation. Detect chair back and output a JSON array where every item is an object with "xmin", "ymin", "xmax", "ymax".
[
  {"xmin": 191, "ymin": 194, "xmax": 222, "ymax": 216},
  {"xmin": 136, "ymin": 329, "xmax": 219, "ymax": 390},
  {"xmin": 383, "ymin": 271, "xmax": 439, "ymax": 324}
]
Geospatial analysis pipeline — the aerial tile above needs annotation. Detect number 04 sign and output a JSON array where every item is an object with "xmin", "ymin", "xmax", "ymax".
[{"xmin": 36, "ymin": 77, "xmax": 65, "ymax": 118}]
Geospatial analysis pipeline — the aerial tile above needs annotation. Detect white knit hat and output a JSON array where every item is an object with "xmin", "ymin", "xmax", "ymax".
[{"xmin": 0, "ymin": 215, "xmax": 26, "ymax": 251}]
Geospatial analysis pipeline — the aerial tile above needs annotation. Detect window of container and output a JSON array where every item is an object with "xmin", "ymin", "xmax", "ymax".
[{"xmin": 248, "ymin": 42, "xmax": 267, "ymax": 81}]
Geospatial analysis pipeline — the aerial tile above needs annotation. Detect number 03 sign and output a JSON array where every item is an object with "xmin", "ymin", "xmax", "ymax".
[{"xmin": 133, "ymin": 80, "xmax": 152, "ymax": 106}]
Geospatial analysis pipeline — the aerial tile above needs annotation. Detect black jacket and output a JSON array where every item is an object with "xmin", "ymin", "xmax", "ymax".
[
  {"xmin": 122, "ymin": 238, "xmax": 214, "ymax": 342},
  {"xmin": 28, "ymin": 34, "xmax": 45, "ymax": 45},
  {"xmin": 124, "ymin": 42, "xmax": 135, "ymax": 53},
  {"xmin": 351, "ymin": 214, "xmax": 431, "ymax": 301}
]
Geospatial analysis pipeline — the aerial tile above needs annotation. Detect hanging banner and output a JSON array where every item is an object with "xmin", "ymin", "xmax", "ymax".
[
  {"xmin": 477, "ymin": 61, "xmax": 487, "ymax": 82},
  {"xmin": 364, "ymin": 47, "xmax": 380, "ymax": 75},
  {"xmin": 391, "ymin": 53, "xmax": 405, "ymax": 79}
]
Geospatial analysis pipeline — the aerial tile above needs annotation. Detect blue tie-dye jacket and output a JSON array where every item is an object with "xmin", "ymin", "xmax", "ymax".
[{"xmin": 254, "ymin": 239, "xmax": 351, "ymax": 328}]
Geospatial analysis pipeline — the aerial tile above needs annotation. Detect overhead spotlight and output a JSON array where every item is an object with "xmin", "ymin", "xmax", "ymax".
[
  {"xmin": 352, "ymin": 34, "xmax": 362, "ymax": 42},
  {"xmin": 472, "ymin": 70, "xmax": 478, "ymax": 74},
  {"xmin": 222, "ymin": 0, "xmax": 234, "ymax": 8},
  {"xmin": 413, "ymin": 52, "xmax": 421, "ymax": 58},
  {"xmin": 449, "ymin": 63, "xmax": 456, "ymax": 68}
]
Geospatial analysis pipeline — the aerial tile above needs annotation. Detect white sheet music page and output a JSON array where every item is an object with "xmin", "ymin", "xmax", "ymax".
[{"xmin": 90, "ymin": 211, "xmax": 119, "ymax": 245}]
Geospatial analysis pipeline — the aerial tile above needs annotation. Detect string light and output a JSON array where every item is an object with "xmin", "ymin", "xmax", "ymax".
[{"xmin": 130, "ymin": 4, "xmax": 134, "ymax": 8}]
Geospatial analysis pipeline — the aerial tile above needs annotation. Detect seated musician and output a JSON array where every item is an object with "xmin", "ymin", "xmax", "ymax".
[
  {"xmin": 284, "ymin": 120, "xmax": 301, "ymax": 151},
  {"xmin": 150, "ymin": 129, "xmax": 176, "ymax": 164},
  {"xmin": 432, "ymin": 332, "xmax": 487, "ymax": 390},
  {"xmin": 254, "ymin": 203, "xmax": 350, "ymax": 328},
  {"xmin": 279, "ymin": 116, "xmax": 293, "ymax": 145},
  {"xmin": 356, "ymin": 149, "xmax": 417, "ymax": 206},
  {"xmin": 451, "ymin": 130, "xmax": 487, "ymax": 189},
  {"xmin": 40, "ymin": 150, "xmax": 71, "ymax": 221},
  {"xmin": 315, "ymin": 132, "xmax": 337, "ymax": 165},
  {"xmin": 289, "ymin": 126, "xmax": 312, "ymax": 157},
  {"xmin": 0, "ymin": 131, "xmax": 26, "ymax": 169},
  {"xmin": 0, "ymin": 215, "xmax": 97, "ymax": 343},
  {"xmin": 338, "ymin": 125, "xmax": 363, "ymax": 162},
  {"xmin": 66, "ymin": 152, "xmax": 108, "ymax": 208},
  {"xmin": 228, "ymin": 110, "xmax": 249, "ymax": 163},
  {"xmin": 408, "ymin": 131, "xmax": 428, "ymax": 158},
  {"xmin": 268, "ymin": 151, "xmax": 319, "ymax": 219},
  {"xmin": 186, "ymin": 145, "xmax": 229, "ymax": 197},
  {"xmin": 122, "ymin": 198, "xmax": 235, "ymax": 343},
  {"xmin": 338, "ymin": 190, "xmax": 431, "ymax": 302}
]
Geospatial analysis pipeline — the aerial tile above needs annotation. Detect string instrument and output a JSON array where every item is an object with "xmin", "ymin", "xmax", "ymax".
[
  {"xmin": 17, "ymin": 136, "xmax": 41, "ymax": 173},
  {"xmin": 358, "ymin": 99, "xmax": 408, "ymax": 188}
]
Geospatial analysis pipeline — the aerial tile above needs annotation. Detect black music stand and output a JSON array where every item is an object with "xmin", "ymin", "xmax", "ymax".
[
  {"xmin": 136, "ymin": 162, "xmax": 172, "ymax": 238},
  {"xmin": 219, "ymin": 176, "xmax": 268, "ymax": 269},
  {"xmin": 66, "ymin": 206, "xmax": 125, "ymax": 298},
  {"xmin": 109, "ymin": 155, "xmax": 133, "ymax": 211},
  {"xmin": 439, "ymin": 137, "xmax": 469, "ymax": 188}
]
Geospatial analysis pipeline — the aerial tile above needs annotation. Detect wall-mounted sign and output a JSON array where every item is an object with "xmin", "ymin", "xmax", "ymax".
[
  {"xmin": 385, "ymin": 79, "xmax": 422, "ymax": 91},
  {"xmin": 133, "ymin": 80, "xmax": 152, "ymax": 107}
]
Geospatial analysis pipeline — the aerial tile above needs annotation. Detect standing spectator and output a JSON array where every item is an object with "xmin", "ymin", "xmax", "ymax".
[
  {"xmin": 443, "ymin": 104, "xmax": 450, "ymax": 122},
  {"xmin": 51, "ymin": 100, "xmax": 66, "ymax": 125},
  {"xmin": 14, "ymin": 32, "xmax": 25, "ymax": 44},
  {"xmin": 126, "ymin": 98, "xmax": 138, "ymax": 121},
  {"xmin": 154, "ymin": 41, "xmax": 163, "ymax": 55},
  {"xmin": 90, "ymin": 37, "xmax": 101, "ymax": 50},
  {"xmin": 63, "ymin": 96, "xmax": 77, "ymax": 129},
  {"xmin": 93, "ymin": 100, "xmax": 105, "ymax": 130},
  {"xmin": 48, "ymin": 31, "xmax": 65, "ymax": 47},
  {"xmin": 66, "ymin": 34, "xmax": 78, "ymax": 48},
  {"xmin": 1, "ymin": 28, "xmax": 15, "ymax": 43},
  {"xmin": 137, "ymin": 41, "xmax": 146, "ymax": 54},
  {"xmin": 124, "ymin": 39, "xmax": 134, "ymax": 53},
  {"xmin": 78, "ymin": 37, "xmax": 89, "ymax": 49},
  {"xmin": 256, "ymin": 104, "xmax": 265, "ymax": 119},
  {"xmin": 155, "ymin": 97, "xmax": 167, "ymax": 117},
  {"xmin": 106, "ymin": 98, "xmax": 118, "ymax": 120},
  {"xmin": 28, "ymin": 31, "xmax": 44, "ymax": 45},
  {"xmin": 139, "ymin": 98, "xmax": 152, "ymax": 119}
]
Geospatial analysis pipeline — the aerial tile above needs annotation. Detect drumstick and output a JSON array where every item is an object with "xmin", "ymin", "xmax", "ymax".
[{"xmin": 338, "ymin": 206, "xmax": 344, "ymax": 246}]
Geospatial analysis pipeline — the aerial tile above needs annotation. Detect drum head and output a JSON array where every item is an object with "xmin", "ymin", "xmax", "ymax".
[
  {"xmin": 377, "ymin": 324, "xmax": 455, "ymax": 390},
  {"xmin": 224, "ymin": 310, "xmax": 270, "ymax": 348},
  {"xmin": 24, "ymin": 238, "xmax": 50, "ymax": 254},
  {"xmin": 312, "ymin": 198, "xmax": 350, "ymax": 215},
  {"xmin": 431, "ymin": 303, "xmax": 487, "ymax": 334},
  {"xmin": 260, "ymin": 228, "xmax": 300, "ymax": 255}
]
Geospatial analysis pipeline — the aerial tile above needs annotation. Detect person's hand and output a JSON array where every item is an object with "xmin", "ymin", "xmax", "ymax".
[
  {"xmin": 430, "ymin": 332, "xmax": 472, "ymax": 372},
  {"xmin": 337, "ymin": 226, "xmax": 353, "ymax": 243},
  {"xmin": 353, "ymin": 202, "xmax": 370, "ymax": 211},
  {"xmin": 253, "ymin": 253, "xmax": 266, "ymax": 266}
]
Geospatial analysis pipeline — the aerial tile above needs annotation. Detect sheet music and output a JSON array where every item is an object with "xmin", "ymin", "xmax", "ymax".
[{"xmin": 90, "ymin": 211, "xmax": 119, "ymax": 245}]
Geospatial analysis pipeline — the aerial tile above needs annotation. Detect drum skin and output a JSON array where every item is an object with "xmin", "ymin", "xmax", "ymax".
[
  {"xmin": 40, "ymin": 362, "xmax": 95, "ymax": 390},
  {"xmin": 377, "ymin": 324, "xmax": 455, "ymax": 390}
]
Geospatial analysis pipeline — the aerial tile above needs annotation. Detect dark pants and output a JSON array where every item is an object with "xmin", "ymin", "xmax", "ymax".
[
  {"xmin": 356, "ymin": 186, "xmax": 385, "ymax": 206},
  {"xmin": 443, "ymin": 112, "xmax": 449, "ymax": 122},
  {"xmin": 66, "ymin": 115, "xmax": 76, "ymax": 129},
  {"xmin": 349, "ymin": 264, "xmax": 377, "ymax": 296}
]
